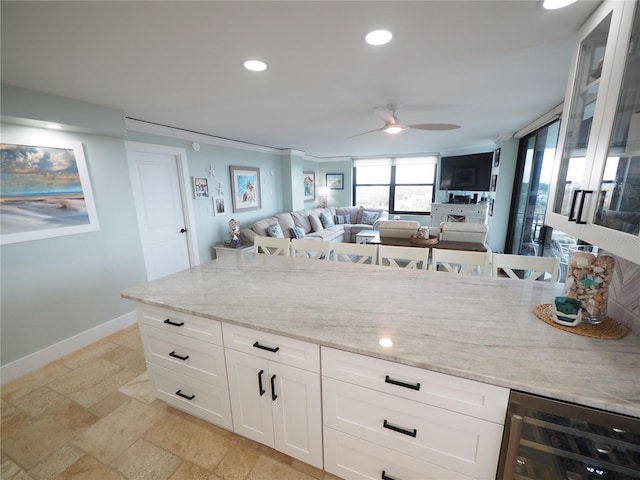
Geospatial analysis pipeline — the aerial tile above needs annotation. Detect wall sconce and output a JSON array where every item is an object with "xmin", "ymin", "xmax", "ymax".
[{"xmin": 319, "ymin": 186, "xmax": 331, "ymax": 208}]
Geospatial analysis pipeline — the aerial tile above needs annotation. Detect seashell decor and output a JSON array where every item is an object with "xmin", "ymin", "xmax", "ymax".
[{"xmin": 564, "ymin": 247, "xmax": 615, "ymax": 324}]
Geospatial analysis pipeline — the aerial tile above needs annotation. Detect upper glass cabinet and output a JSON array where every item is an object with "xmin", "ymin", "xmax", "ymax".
[
  {"xmin": 592, "ymin": 6, "xmax": 640, "ymax": 237},
  {"xmin": 546, "ymin": 0, "xmax": 639, "ymax": 264}
]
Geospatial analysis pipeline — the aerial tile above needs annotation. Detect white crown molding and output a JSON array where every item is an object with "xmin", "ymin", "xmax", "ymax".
[{"xmin": 125, "ymin": 118, "xmax": 282, "ymax": 155}]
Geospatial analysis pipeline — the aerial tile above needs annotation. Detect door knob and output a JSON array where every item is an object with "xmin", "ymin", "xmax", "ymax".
[{"xmin": 179, "ymin": 228, "xmax": 187, "ymax": 233}]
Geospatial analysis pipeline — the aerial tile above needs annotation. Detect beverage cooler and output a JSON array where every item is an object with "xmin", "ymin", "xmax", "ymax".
[{"xmin": 498, "ymin": 391, "xmax": 640, "ymax": 479}]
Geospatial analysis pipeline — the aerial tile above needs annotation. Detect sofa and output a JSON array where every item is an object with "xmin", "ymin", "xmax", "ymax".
[{"xmin": 239, "ymin": 206, "xmax": 387, "ymax": 249}]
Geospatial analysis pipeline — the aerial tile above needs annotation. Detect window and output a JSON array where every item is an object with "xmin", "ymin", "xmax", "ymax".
[{"xmin": 353, "ymin": 156, "xmax": 437, "ymax": 214}]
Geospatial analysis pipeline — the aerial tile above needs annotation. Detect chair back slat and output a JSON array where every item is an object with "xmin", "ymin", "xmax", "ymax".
[
  {"xmin": 431, "ymin": 248, "xmax": 490, "ymax": 276},
  {"xmin": 253, "ymin": 236, "xmax": 290, "ymax": 256},
  {"xmin": 291, "ymin": 238, "xmax": 331, "ymax": 260},
  {"xmin": 334, "ymin": 242, "xmax": 378, "ymax": 265},
  {"xmin": 378, "ymin": 245, "xmax": 429, "ymax": 269},
  {"xmin": 492, "ymin": 253, "xmax": 560, "ymax": 282}
]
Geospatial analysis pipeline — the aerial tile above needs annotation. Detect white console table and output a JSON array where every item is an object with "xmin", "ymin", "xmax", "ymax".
[{"xmin": 430, "ymin": 203, "xmax": 488, "ymax": 227}]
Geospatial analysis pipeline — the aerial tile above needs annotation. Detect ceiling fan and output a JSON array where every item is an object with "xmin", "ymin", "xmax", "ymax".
[{"xmin": 348, "ymin": 103, "xmax": 460, "ymax": 138}]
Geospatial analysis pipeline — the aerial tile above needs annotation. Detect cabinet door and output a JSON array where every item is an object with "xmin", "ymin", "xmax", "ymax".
[
  {"xmin": 225, "ymin": 349, "xmax": 274, "ymax": 447},
  {"xmin": 271, "ymin": 363, "xmax": 323, "ymax": 469}
]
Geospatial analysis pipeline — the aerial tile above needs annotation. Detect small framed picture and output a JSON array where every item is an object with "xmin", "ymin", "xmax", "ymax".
[
  {"xmin": 493, "ymin": 148, "xmax": 501, "ymax": 168},
  {"xmin": 193, "ymin": 177, "xmax": 209, "ymax": 199},
  {"xmin": 213, "ymin": 196, "xmax": 226, "ymax": 216},
  {"xmin": 326, "ymin": 173, "xmax": 344, "ymax": 190},
  {"xmin": 303, "ymin": 171, "xmax": 315, "ymax": 201},
  {"xmin": 229, "ymin": 165, "xmax": 261, "ymax": 212}
]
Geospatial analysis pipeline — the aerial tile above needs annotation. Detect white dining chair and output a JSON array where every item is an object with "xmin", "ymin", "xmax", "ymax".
[
  {"xmin": 492, "ymin": 253, "xmax": 560, "ymax": 282},
  {"xmin": 377, "ymin": 245, "xmax": 429, "ymax": 269},
  {"xmin": 253, "ymin": 236, "xmax": 290, "ymax": 256},
  {"xmin": 431, "ymin": 248, "xmax": 490, "ymax": 275},
  {"xmin": 290, "ymin": 238, "xmax": 331, "ymax": 260},
  {"xmin": 333, "ymin": 242, "xmax": 378, "ymax": 265}
]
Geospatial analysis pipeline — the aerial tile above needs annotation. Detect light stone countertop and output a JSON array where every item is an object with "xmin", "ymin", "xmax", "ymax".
[{"xmin": 121, "ymin": 254, "xmax": 640, "ymax": 419}]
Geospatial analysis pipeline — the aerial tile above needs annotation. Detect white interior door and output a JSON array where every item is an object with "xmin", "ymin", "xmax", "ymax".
[{"xmin": 127, "ymin": 143, "xmax": 197, "ymax": 280}]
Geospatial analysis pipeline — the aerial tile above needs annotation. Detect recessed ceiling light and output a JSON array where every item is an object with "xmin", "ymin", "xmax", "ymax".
[
  {"xmin": 244, "ymin": 60, "xmax": 267, "ymax": 72},
  {"xmin": 45, "ymin": 123, "xmax": 62, "ymax": 129},
  {"xmin": 542, "ymin": 0, "xmax": 577, "ymax": 9},
  {"xmin": 364, "ymin": 29, "xmax": 392, "ymax": 46}
]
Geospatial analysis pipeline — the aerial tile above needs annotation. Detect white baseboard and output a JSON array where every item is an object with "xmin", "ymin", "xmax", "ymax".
[{"xmin": 1, "ymin": 310, "xmax": 137, "ymax": 385}]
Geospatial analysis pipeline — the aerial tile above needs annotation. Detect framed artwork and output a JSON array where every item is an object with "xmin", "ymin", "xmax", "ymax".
[
  {"xmin": 213, "ymin": 196, "xmax": 227, "ymax": 216},
  {"xmin": 303, "ymin": 171, "xmax": 315, "ymax": 201},
  {"xmin": 229, "ymin": 165, "xmax": 261, "ymax": 212},
  {"xmin": 326, "ymin": 173, "xmax": 344, "ymax": 190},
  {"xmin": 493, "ymin": 148, "xmax": 501, "ymax": 167},
  {"xmin": 0, "ymin": 138, "xmax": 100, "ymax": 245},
  {"xmin": 489, "ymin": 198, "xmax": 495, "ymax": 217},
  {"xmin": 193, "ymin": 177, "xmax": 209, "ymax": 199},
  {"xmin": 490, "ymin": 174, "xmax": 498, "ymax": 192}
]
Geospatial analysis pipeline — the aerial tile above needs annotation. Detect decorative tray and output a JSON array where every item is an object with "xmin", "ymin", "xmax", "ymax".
[
  {"xmin": 533, "ymin": 304, "xmax": 629, "ymax": 340},
  {"xmin": 410, "ymin": 235, "xmax": 439, "ymax": 246}
]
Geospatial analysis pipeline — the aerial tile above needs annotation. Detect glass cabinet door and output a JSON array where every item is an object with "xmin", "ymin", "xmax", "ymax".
[
  {"xmin": 552, "ymin": 12, "xmax": 613, "ymax": 218},
  {"xmin": 593, "ymin": 4, "xmax": 640, "ymax": 237}
]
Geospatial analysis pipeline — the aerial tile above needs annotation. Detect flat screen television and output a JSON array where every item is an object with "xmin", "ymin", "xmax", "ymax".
[{"xmin": 439, "ymin": 152, "xmax": 493, "ymax": 191}]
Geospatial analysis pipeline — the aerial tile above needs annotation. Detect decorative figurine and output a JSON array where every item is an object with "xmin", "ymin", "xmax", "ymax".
[{"xmin": 228, "ymin": 218, "xmax": 241, "ymax": 248}]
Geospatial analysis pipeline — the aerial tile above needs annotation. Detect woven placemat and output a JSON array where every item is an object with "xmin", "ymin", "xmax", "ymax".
[{"xmin": 533, "ymin": 304, "xmax": 629, "ymax": 340}]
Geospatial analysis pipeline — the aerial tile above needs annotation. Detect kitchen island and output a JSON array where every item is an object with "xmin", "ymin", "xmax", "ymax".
[{"xmin": 121, "ymin": 254, "xmax": 639, "ymax": 419}]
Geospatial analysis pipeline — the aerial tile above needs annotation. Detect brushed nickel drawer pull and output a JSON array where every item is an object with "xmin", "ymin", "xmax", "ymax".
[
  {"xmin": 163, "ymin": 318, "xmax": 184, "ymax": 327},
  {"xmin": 168, "ymin": 351, "xmax": 189, "ymax": 361},
  {"xmin": 384, "ymin": 375, "xmax": 420, "ymax": 391},
  {"xmin": 175, "ymin": 389, "xmax": 195, "ymax": 401},
  {"xmin": 383, "ymin": 419, "xmax": 417, "ymax": 437},
  {"xmin": 253, "ymin": 341, "xmax": 280, "ymax": 353}
]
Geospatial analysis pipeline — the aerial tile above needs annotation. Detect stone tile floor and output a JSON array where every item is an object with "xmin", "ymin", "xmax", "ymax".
[{"xmin": 1, "ymin": 325, "xmax": 341, "ymax": 480}]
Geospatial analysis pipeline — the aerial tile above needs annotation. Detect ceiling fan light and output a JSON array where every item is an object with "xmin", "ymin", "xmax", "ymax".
[
  {"xmin": 364, "ymin": 29, "xmax": 392, "ymax": 46},
  {"xmin": 384, "ymin": 125, "xmax": 404, "ymax": 134}
]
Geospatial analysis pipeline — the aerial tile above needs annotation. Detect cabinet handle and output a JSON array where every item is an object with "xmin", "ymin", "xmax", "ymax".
[
  {"xmin": 576, "ymin": 190, "xmax": 594, "ymax": 224},
  {"xmin": 382, "ymin": 419, "xmax": 417, "ymax": 438},
  {"xmin": 384, "ymin": 375, "xmax": 420, "ymax": 391},
  {"xmin": 258, "ymin": 369, "xmax": 266, "ymax": 396},
  {"xmin": 175, "ymin": 389, "xmax": 195, "ymax": 401},
  {"xmin": 270, "ymin": 374, "xmax": 278, "ymax": 401},
  {"xmin": 168, "ymin": 351, "xmax": 189, "ymax": 361},
  {"xmin": 163, "ymin": 318, "xmax": 184, "ymax": 327},
  {"xmin": 501, "ymin": 414, "xmax": 524, "ymax": 480},
  {"xmin": 568, "ymin": 189, "xmax": 581, "ymax": 222},
  {"xmin": 381, "ymin": 471, "xmax": 399, "ymax": 480},
  {"xmin": 253, "ymin": 341, "xmax": 280, "ymax": 353}
]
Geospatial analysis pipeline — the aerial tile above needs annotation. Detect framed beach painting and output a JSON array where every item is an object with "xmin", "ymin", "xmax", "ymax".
[
  {"xmin": 326, "ymin": 173, "xmax": 344, "ymax": 190},
  {"xmin": 303, "ymin": 171, "xmax": 315, "ymax": 201},
  {"xmin": 0, "ymin": 137, "xmax": 100, "ymax": 245},
  {"xmin": 229, "ymin": 165, "xmax": 261, "ymax": 212}
]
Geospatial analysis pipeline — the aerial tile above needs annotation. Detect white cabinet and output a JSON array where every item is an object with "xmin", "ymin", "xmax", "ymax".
[
  {"xmin": 431, "ymin": 203, "xmax": 488, "ymax": 227},
  {"xmin": 546, "ymin": 0, "xmax": 639, "ymax": 263},
  {"xmin": 321, "ymin": 347, "xmax": 508, "ymax": 480},
  {"xmin": 137, "ymin": 305, "xmax": 232, "ymax": 429},
  {"xmin": 223, "ymin": 324, "xmax": 323, "ymax": 469}
]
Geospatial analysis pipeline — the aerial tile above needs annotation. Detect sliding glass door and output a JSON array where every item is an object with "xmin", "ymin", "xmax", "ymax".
[{"xmin": 506, "ymin": 120, "xmax": 560, "ymax": 255}]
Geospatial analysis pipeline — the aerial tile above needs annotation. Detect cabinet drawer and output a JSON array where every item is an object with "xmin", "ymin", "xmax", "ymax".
[
  {"xmin": 324, "ymin": 427, "xmax": 472, "ymax": 480},
  {"xmin": 140, "ymin": 324, "xmax": 227, "ymax": 388},
  {"xmin": 137, "ymin": 304, "xmax": 223, "ymax": 345},
  {"xmin": 322, "ymin": 347, "xmax": 508, "ymax": 423},
  {"xmin": 147, "ymin": 363, "xmax": 232, "ymax": 430},
  {"xmin": 223, "ymin": 324, "xmax": 319, "ymax": 373},
  {"xmin": 323, "ymin": 378, "xmax": 503, "ymax": 479}
]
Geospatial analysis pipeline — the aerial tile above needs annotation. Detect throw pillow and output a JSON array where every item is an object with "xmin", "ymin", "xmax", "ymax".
[
  {"xmin": 361, "ymin": 211, "xmax": 379, "ymax": 225},
  {"xmin": 309, "ymin": 214, "xmax": 323, "ymax": 232},
  {"xmin": 267, "ymin": 223, "xmax": 285, "ymax": 238},
  {"xmin": 319, "ymin": 211, "xmax": 335, "ymax": 228},
  {"xmin": 335, "ymin": 214, "xmax": 350, "ymax": 225},
  {"xmin": 289, "ymin": 226, "xmax": 306, "ymax": 239}
]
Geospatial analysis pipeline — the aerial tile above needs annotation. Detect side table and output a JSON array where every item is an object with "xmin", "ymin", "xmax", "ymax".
[
  {"xmin": 212, "ymin": 243, "xmax": 253, "ymax": 259},
  {"xmin": 355, "ymin": 230, "xmax": 379, "ymax": 244}
]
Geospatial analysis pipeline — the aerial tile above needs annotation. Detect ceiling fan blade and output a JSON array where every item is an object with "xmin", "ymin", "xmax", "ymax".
[
  {"xmin": 409, "ymin": 123, "xmax": 461, "ymax": 131},
  {"xmin": 347, "ymin": 127, "xmax": 384, "ymax": 139}
]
